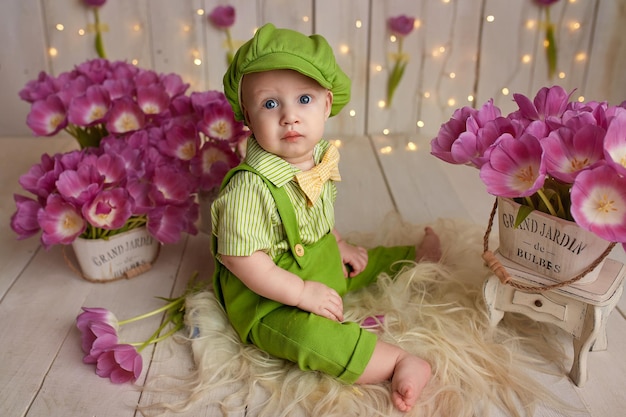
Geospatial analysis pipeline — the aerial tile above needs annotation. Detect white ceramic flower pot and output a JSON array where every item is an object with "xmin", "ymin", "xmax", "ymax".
[
  {"xmin": 71, "ymin": 227, "xmax": 160, "ymax": 282},
  {"xmin": 497, "ymin": 197, "xmax": 612, "ymax": 284}
]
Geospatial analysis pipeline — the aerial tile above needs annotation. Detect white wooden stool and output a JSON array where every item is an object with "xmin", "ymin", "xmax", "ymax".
[{"xmin": 483, "ymin": 254, "xmax": 625, "ymax": 387}]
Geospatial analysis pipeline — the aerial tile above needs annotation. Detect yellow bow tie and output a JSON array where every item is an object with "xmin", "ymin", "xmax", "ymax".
[{"xmin": 295, "ymin": 144, "xmax": 341, "ymax": 206}]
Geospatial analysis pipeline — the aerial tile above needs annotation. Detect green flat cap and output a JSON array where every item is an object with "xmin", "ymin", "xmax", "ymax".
[{"xmin": 223, "ymin": 23, "xmax": 351, "ymax": 122}]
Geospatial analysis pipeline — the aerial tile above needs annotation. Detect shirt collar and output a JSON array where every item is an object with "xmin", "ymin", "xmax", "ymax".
[{"xmin": 244, "ymin": 137, "xmax": 330, "ymax": 187}]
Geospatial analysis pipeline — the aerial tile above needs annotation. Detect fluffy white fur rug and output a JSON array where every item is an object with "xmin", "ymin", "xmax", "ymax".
[{"xmin": 143, "ymin": 217, "xmax": 575, "ymax": 417}]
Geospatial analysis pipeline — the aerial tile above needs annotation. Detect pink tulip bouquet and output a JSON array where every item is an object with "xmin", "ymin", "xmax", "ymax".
[
  {"xmin": 13, "ymin": 59, "xmax": 249, "ymax": 246},
  {"xmin": 431, "ymin": 85, "xmax": 626, "ymax": 249}
]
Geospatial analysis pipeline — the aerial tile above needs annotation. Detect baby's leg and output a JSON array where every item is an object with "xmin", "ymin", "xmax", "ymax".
[
  {"xmin": 415, "ymin": 226, "xmax": 441, "ymax": 262},
  {"xmin": 356, "ymin": 341, "xmax": 431, "ymax": 412}
]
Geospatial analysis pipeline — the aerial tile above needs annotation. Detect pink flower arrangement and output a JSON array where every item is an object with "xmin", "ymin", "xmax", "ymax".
[
  {"xmin": 76, "ymin": 284, "xmax": 190, "ymax": 384},
  {"xmin": 431, "ymin": 85, "xmax": 626, "ymax": 249},
  {"xmin": 14, "ymin": 59, "xmax": 249, "ymax": 246}
]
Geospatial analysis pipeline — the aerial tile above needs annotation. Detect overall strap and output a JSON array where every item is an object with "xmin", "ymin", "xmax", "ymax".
[{"xmin": 216, "ymin": 163, "xmax": 308, "ymax": 268}]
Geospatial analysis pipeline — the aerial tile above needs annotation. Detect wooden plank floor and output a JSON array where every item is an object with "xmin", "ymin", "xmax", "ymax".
[{"xmin": 1, "ymin": 134, "xmax": 624, "ymax": 417}]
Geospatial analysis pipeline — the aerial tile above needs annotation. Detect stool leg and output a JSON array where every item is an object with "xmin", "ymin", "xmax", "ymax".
[
  {"xmin": 483, "ymin": 276, "xmax": 505, "ymax": 327},
  {"xmin": 569, "ymin": 305, "xmax": 600, "ymax": 387}
]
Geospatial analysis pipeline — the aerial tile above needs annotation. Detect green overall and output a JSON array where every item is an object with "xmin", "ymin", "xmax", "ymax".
[{"xmin": 212, "ymin": 163, "xmax": 415, "ymax": 383}]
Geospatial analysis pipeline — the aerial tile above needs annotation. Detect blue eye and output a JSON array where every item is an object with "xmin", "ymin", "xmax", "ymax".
[
  {"xmin": 299, "ymin": 95, "xmax": 311, "ymax": 104},
  {"xmin": 264, "ymin": 99, "xmax": 278, "ymax": 109}
]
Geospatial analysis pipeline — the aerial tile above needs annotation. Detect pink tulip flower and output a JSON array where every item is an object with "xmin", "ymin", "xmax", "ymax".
[
  {"xmin": 56, "ymin": 166, "xmax": 103, "ymax": 205},
  {"xmin": 137, "ymin": 85, "xmax": 170, "ymax": 116},
  {"xmin": 82, "ymin": 189, "xmax": 134, "ymax": 230},
  {"xmin": 10, "ymin": 195, "xmax": 42, "ymax": 239},
  {"xmin": 198, "ymin": 100, "xmax": 248, "ymax": 143},
  {"xmin": 161, "ymin": 120, "xmax": 199, "ymax": 161},
  {"xmin": 26, "ymin": 95, "xmax": 68, "ymax": 136},
  {"xmin": 96, "ymin": 344, "xmax": 142, "ymax": 384},
  {"xmin": 480, "ymin": 133, "xmax": 546, "ymax": 197},
  {"xmin": 208, "ymin": 5, "xmax": 235, "ymax": 29},
  {"xmin": 511, "ymin": 86, "xmax": 571, "ymax": 131},
  {"xmin": 542, "ymin": 125, "xmax": 606, "ymax": 183},
  {"xmin": 82, "ymin": 321, "xmax": 118, "ymax": 364},
  {"xmin": 571, "ymin": 165, "xmax": 626, "ymax": 242},
  {"xmin": 106, "ymin": 97, "xmax": 146, "ymax": 134},
  {"xmin": 431, "ymin": 106, "xmax": 479, "ymax": 164},
  {"xmin": 191, "ymin": 140, "xmax": 240, "ymax": 191},
  {"xmin": 37, "ymin": 195, "xmax": 86, "ymax": 247},
  {"xmin": 77, "ymin": 307, "xmax": 118, "ymax": 333},
  {"xmin": 82, "ymin": 0, "xmax": 107, "ymax": 7},
  {"xmin": 147, "ymin": 201, "xmax": 198, "ymax": 244},
  {"xmin": 603, "ymin": 107, "xmax": 626, "ymax": 176},
  {"xmin": 387, "ymin": 15, "xmax": 415, "ymax": 37},
  {"xmin": 68, "ymin": 85, "xmax": 111, "ymax": 126}
]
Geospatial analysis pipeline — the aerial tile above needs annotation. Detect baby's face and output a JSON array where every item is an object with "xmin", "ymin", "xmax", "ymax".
[{"xmin": 240, "ymin": 69, "xmax": 332, "ymax": 169}]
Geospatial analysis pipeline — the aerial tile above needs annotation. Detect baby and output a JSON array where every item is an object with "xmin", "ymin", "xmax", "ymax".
[{"xmin": 211, "ymin": 23, "xmax": 441, "ymax": 412}]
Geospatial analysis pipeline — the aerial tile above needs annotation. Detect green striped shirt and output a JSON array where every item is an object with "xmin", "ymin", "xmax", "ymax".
[{"xmin": 211, "ymin": 137, "xmax": 337, "ymax": 260}]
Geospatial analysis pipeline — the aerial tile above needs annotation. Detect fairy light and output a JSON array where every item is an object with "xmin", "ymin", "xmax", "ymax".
[
  {"xmin": 48, "ymin": 47, "xmax": 58, "ymax": 57},
  {"xmin": 183, "ymin": 24, "xmax": 191, "ymax": 32},
  {"xmin": 378, "ymin": 100, "xmax": 386, "ymax": 109},
  {"xmin": 406, "ymin": 142, "xmax": 418, "ymax": 151},
  {"xmin": 447, "ymin": 98, "xmax": 456, "ymax": 107},
  {"xmin": 374, "ymin": 64, "xmax": 383, "ymax": 72},
  {"xmin": 390, "ymin": 35, "xmax": 397, "ymax": 43},
  {"xmin": 569, "ymin": 21, "xmax": 581, "ymax": 31},
  {"xmin": 558, "ymin": 71, "xmax": 566, "ymax": 79},
  {"xmin": 576, "ymin": 52, "xmax": 587, "ymax": 62},
  {"xmin": 522, "ymin": 54, "xmax": 532, "ymax": 64},
  {"xmin": 331, "ymin": 139, "xmax": 343, "ymax": 148},
  {"xmin": 526, "ymin": 20, "xmax": 536, "ymax": 30},
  {"xmin": 349, "ymin": 109, "xmax": 356, "ymax": 117},
  {"xmin": 133, "ymin": 24, "xmax": 141, "ymax": 32},
  {"xmin": 78, "ymin": 28, "xmax": 86, "ymax": 36},
  {"xmin": 486, "ymin": 15, "xmax": 495, "ymax": 23},
  {"xmin": 467, "ymin": 95, "xmax": 474, "ymax": 102},
  {"xmin": 302, "ymin": 16, "xmax": 310, "ymax": 23},
  {"xmin": 414, "ymin": 20, "xmax": 422, "ymax": 29},
  {"xmin": 382, "ymin": 129, "xmax": 390, "ymax": 136},
  {"xmin": 196, "ymin": 9, "xmax": 204, "ymax": 16},
  {"xmin": 339, "ymin": 44, "xmax": 349, "ymax": 54},
  {"xmin": 501, "ymin": 87, "xmax": 510, "ymax": 96},
  {"xmin": 380, "ymin": 145, "xmax": 392, "ymax": 154},
  {"xmin": 417, "ymin": 120, "xmax": 425, "ymax": 128},
  {"xmin": 194, "ymin": 58, "xmax": 202, "ymax": 66},
  {"xmin": 355, "ymin": 20, "xmax": 362, "ymax": 29},
  {"xmin": 131, "ymin": 59, "xmax": 139, "ymax": 65},
  {"xmin": 577, "ymin": 95, "xmax": 585, "ymax": 102},
  {"xmin": 423, "ymin": 91, "xmax": 431, "ymax": 98},
  {"xmin": 56, "ymin": 24, "xmax": 65, "ymax": 31},
  {"xmin": 449, "ymin": 72, "xmax": 456, "ymax": 79}
]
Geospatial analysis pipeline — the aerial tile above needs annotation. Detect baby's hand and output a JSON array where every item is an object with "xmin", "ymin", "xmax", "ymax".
[
  {"xmin": 296, "ymin": 281, "xmax": 344, "ymax": 322},
  {"xmin": 337, "ymin": 240, "xmax": 368, "ymax": 277}
]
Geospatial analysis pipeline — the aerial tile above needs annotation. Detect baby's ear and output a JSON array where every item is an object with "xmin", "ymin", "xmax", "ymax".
[{"xmin": 325, "ymin": 90, "xmax": 333, "ymax": 120}]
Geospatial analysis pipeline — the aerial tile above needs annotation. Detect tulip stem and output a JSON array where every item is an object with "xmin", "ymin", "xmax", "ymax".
[
  {"xmin": 118, "ymin": 297, "xmax": 184, "ymax": 326},
  {"xmin": 536, "ymin": 188, "xmax": 557, "ymax": 217}
]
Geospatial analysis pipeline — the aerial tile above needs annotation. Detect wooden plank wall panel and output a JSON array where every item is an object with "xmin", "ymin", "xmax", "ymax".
[
  {"xmin": 1, "ymin": 0, "xmax": 626, "ymax": 138},
  {"xmin": 316, "ymin": 0, "xmax": 370, "ymax": 137},
  {"xmin": 584, "ymin": 0, "xmax": 626, "ymax": 106},
  {"xmin": 414, "ymin": 0, "xmax": 483, "ymax": 139},
  {"xmin": 148, "ymin": 0, "xmax": 208, "ymax": 92},
  {"xmin": 0, "ymin": 0, "xmax": 49, "ymax": 137}
]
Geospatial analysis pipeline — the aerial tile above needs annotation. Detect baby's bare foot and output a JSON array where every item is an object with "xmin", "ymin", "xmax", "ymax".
[
  {"xmin": 415, "ymin": 227, "xmax": 441, "ymax": 262},
  {"xmin": 391, "ymin": 355, "xmax": 431, "ymax": 412}
]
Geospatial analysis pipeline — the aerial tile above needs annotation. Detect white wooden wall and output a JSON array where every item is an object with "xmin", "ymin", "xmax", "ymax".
[{"xmin": 1, "ymin": 0, "xmax": 625, "ymax": 139}]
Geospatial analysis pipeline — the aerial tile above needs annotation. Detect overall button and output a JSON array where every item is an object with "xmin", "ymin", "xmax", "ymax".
[{"xmin": 294, "ymin": 244, "xmax": 305, "ymax": 257}]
